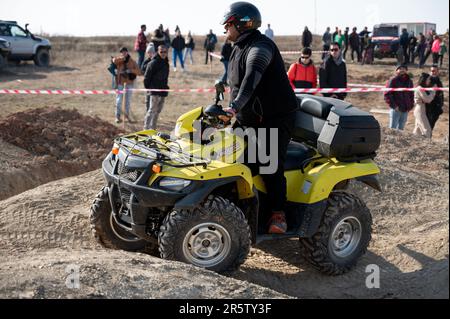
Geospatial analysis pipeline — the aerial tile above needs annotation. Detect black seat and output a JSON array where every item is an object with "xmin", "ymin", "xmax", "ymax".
[
  {"xmin": 285, "ymin": 141, "xmax": 316, "ymax": 171},
  {"xmin": 299, "ymin": 96, "xmax": 334, "ymax": 119}
]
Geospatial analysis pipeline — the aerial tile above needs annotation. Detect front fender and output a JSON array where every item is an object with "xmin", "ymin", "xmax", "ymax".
[{"xmin": 149, "ymin": 161, "xmax": 255, "ymax": 209}]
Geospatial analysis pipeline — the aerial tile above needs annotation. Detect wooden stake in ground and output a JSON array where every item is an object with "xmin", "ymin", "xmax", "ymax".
[{"xmin": 122, "ymin": 82, "xmax": 127, "ymax": 131}]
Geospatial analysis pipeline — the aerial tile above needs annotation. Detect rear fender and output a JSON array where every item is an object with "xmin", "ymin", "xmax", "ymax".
[{"xmin": 286, "ymin": 159, "xmax": 380, "ymax": 204}]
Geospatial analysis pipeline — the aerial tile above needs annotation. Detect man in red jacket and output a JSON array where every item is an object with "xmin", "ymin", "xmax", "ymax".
[
  {"xmin": 287, "ymin": 47, "xmax": 317, "ymax": 92},
  {"xmin": 135, "ymin": 25, "xmax": 149, "ymax": 69}
]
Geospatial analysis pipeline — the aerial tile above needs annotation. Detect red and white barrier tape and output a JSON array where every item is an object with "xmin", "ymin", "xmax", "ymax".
[
  {"xmin": 280, "ymin": 51, "xmax": 327, "ymax": 55},
  {"xmin": 348, "ymin": 83, "xmax": 385, "ymax": 88},
  {"xmin": 0, "ymin": 88, "xmax": 219, "ymax": 95},
  {"xmin": 293, "ymin": 87, "xmax": 449, "ymax": 94},
  {"xmin": 209, "ymin": 52, "xmax": 223, "ymax": 60},
  {"xmin": 0, "ymin": 87, "xmax": 447, "ymax": 95}
]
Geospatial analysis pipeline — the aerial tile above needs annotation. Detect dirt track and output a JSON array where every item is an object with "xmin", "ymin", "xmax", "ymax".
[
  {"xmin": 0, "ymin": 129, "xmax": 448, "ymax": 299},
  {"xmin": 0, "ymin": 36, "xmax": 448, "ymax": 299}
]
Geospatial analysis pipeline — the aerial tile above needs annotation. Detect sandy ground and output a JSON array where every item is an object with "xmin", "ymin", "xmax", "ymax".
[{"xmin": 0, "ymin": 36, "xmax": 448, "ymax": 299}]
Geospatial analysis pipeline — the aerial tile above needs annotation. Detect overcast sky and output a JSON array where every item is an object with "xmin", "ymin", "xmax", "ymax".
[{"xmin": 2, "ymin": 0, "xmax": 449, "ymax": 36}]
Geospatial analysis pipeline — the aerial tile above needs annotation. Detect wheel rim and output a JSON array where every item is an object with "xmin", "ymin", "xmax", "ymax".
[
  {"xmin": 109, "ymin": 213, "xmax": 141, "ymax": 243},
  {"xmin": 182, "ymin": 223, "xmax": 232, "ymax": 268},
  {"xmin": 329, "ymin": 216, "xmax": 362, "ymax": 258}
]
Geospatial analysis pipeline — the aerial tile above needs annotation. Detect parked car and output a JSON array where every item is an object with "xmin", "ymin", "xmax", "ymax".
[
  {"xmin": 0, "ymin": 37, "xmax": 11, "ymax": 70},
  {"xmin": 0, "ymin": 20, "xmax": 51, "ymax": 66}
]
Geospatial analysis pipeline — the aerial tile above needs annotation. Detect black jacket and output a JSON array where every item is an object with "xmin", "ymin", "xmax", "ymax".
[
  {"xmin": 229, "ymin": 30, "xmax": 298, "ymax": 127},
  {"xmin": 221, "ymin": 43, "xmax": 233, "ymax": 61},
  {"xmin": 144, "ymin": 55, "xmax": 170, "ymax": 97},
  {"xmin": 152, "ymin": 29, "xmax": 166, "ymax": 49},
  {"xmin": 204, "ymin": 33, "xmax": 218, "ymax": 51},
  {"xmin": 319, "ymin": 55, "xmax": 348, "ymax": 99},
  {"xmin": 427, "ymin": 76, "xmax": 444, "ymax": 116},
  {"xmin": 302, "ymin": 30, "xmax": 313, "ymax": 48},
  {"xmin": 349, "ymin": 32, "xmax": 360, "ymax": 49},
  {"xmin": 171, "ymin": 35, "xmax": 186, "ymax": 52}
]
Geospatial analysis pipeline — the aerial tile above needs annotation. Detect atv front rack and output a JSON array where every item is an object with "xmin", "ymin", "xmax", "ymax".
[{"xmin": 117, "ymin": 136, "xmax": 211, "ymax": 169}]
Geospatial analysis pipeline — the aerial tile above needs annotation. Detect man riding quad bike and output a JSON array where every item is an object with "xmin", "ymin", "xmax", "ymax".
[
  {"xmin": 90, "ymin": 87, "xmax": 381, "ymax": 275},
  {"xmin": 90, "ymin": 2, "xmax": 381, "ymax": 275}
]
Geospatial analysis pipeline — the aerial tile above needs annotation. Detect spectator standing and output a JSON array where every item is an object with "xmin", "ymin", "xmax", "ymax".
[
  {"xmin": 287, "ymin": 47, "xmax": 317, "ymax": 91},
  {"xmin": 219, "ymin": 39, "xmax": 233, "ymax": 83},
  {"xmin": 359, "ymin": 27, "xmax": 370, "ymax": 59},
  {"xmin": 204, "ymin": 29, "xmax": 218, "ymax": 65},
  {"xmin": 343, "ymin": 27, "xmax": 350, "ymax": 60},
  {"xmin": 143, "ymin": 45, "xmax": 170, "ymax": 130},
  {"xmin": 152, "ymin": 25, "xmax": 166, "ymax": 49},
  {"xmin": 384, "ymin": 64, "xmax": 414, "ymax": 131},
  {"xmin": 184, "ymin": 31, "xmax": 195, "ymax": 65},
  {"xmin": 113, "ymin": 47, "xmax": 142, "ymax": 124},
  {"xmin": 164, "ymin": 28, "xmax": 171, "ymax": 48},
  {"xmin": 417, "ymin": 33, "xmax": 427, "ymax": 68},
  {"xmin": 134, "ymin": 25, "xmax": 148, "ymax": 69},
  {"xmin": 409, "ymin": 32, "xmax": 418, "ymax": 64},
  {"xmin": 362, "ymin": 34, "xmax": 374, "ymax": 65},
  {"xmin": 431, "ymin": 35, "xmax": 442, "ymax": 65},
  {"xmin": 319, "ymin": 42, "xmax": 348, "ymax": 100},
  {"xmin": 332, "ymin": 27, "xmax": 339, "ymax": 41},
  {"xmin": 422, "ymin": 30, "xmax": 436, "ymax": 66},
  {"xmin": 413, "ymin": 73, "xmax": 435, "ymax": 138},
  {"xmin": 141, "ymin": 43, "xmax": 156, "ymax": 75},
  {"xmin": 349, "ymin": 27, "xmax": 361, "ymax": 62},
  {"xmin": 265, "ymin": 24, "xmax": 274, "ymax": 40},
  {"xmin": 399, "ymin": 28, "xmax": 410, "ymax": 64},
  {"xmin": 426, "ymin": 65, "xmax": 445, "ymax": 133},
  {"xmin": 334, "ymin": 29, "xmax": 344, "ymax": 49},
  {"xmin": 439, "ymin": 40, "xmax": 447, "ymax": 67},
  {"xmin": 322, "ymin": 27, "xmax": 332, "ymax": 60},
  {"xmin": 171, "ymin": 30, "xmax": 186, "ymax": 72},
  {"xmin": 302, "ymin": 26, "xmax": 313, "ymax": 48}
]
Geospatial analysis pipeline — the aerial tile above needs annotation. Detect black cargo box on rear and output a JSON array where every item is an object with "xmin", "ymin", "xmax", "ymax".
[{"xmin": 292, "ymin": 95, "xmax": 381, "ymax": 161}]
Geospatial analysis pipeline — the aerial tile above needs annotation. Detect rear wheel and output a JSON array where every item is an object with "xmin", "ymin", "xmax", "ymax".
[
  {"xmin": 90, "ymin": 186, "xmax": 153, "ymax": 252},
  {"xmin": 34, "ymin": 48, "xmax": 50, "ymax": 67},
  {"xmin": 159, "ymin": 195, "xmax": 251, "ymax": 273},
  {"xmin": 299, "ymin": 192, "xmax": 372, "ymax": 275}
]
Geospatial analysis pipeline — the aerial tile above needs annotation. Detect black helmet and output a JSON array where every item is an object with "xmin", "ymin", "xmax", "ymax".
[{"xmin": 221, "ymin": 2, "xmax": 262, "ymax": 33}]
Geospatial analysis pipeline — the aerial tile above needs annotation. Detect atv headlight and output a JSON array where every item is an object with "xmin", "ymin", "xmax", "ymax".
[{"xmin": 159, "ymin": 177, "xmax": 191, "ymax": 192}]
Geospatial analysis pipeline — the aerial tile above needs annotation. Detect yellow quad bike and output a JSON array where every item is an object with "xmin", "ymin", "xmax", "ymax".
[{"xmin": 90, "ymin": 92, "xmax": 382, "ymax": 275}]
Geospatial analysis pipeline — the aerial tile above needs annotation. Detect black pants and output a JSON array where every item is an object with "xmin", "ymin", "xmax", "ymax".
[
  {"xmin": 237, "ymin": 114, "xmax": 295, "ymax": 212},
  {"xmin": 322, "ymin": 45, "xmax": 330, "ymax": 60},
  {"xmin": 205, "ymin": 49, "xmax": 213, "ymax": 64},
  {"xmin": 426, "ymin": 107, "xmax": 443, "ymax": 132},
  {"xmin": 402, "ymin": 45, "xmax": 409, "ymax": 64},
  {"xmin": 350, "ymin": 47, "xmax": 361, "ymax": 62},
  {"xmin": 432, "ymin": 53, "xmax": 440, "ymax": 65}
]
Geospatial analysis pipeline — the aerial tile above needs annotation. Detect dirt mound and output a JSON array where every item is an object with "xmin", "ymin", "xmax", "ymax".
[
  {"xmin": 0, "ymin": 108, "xmax": 121, "ymax": 200},
  {"xmin": 0, "ymin": 250, "xmax": 289, "ymax": 299},
  {"xmin": 0, "ymin": 171, "xmax": 288, "ymax": 299},
  {"xmin": 0, "ymin": 129, "xmax": 448, "ymax": 299},
  {"xmin": 0, "ymin": 107, "xmax": 120, "ymax": 162}
]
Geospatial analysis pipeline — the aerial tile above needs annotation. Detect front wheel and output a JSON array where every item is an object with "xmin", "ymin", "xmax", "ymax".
[
  {"xmin": 34, "ymin": 48, "xmax": 50, "ymax": 67},
  {"xmin": 158, "ymin": 195, "xmax": 251, "ymax": 273},
  {"xmin": 89, "ymin": 186, "xmax": 152, "ymax": 252},
  {"xmin": 299, "ymin": 192, "xmax": 372, "ymax": 275}
]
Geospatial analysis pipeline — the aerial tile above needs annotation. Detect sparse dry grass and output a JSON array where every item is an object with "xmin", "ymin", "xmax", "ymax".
[{"xmin": 0, "ymin": 35, "xmax": 448, "ymax": 140}]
